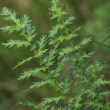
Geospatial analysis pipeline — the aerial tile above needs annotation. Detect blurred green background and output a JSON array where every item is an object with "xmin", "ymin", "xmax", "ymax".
[{"xmin": 0, "ymin": 0, "xmax": 110, "ymax": 109}]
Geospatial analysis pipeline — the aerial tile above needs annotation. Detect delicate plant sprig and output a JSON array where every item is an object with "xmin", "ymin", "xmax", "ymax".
[{"xmin": 1, "ymin": 0, "xmax": 110, "ymax": 109}]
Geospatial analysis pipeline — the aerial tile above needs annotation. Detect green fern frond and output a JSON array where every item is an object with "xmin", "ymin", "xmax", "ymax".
[
  {"xmin": 92, "ymin": 60, "xmax": 103, "ymax": 72},
  {"xmin": 85, "ymin": 100, "xmax": 104, "ymax": 110},
  {"xmin": 16, "ymin": 100, "xmax": 38, "ymax": 109},
  {"xmin": 49, "ymin": 24, "xmax": 64, "ymax": 38},
  {"xmin": 44, "ymin": 43, "xmax": 59, "ymax": 67},
  {"xmin": 20, "ymin": 24, "xmax": 37, "ymax": 42},
  {"xmin": 30, "ymin": 44, "xmax": 37, "ymax": 51},
  {"xmin": 0, "ymin": 7, "xmax": 31, "ymax": 33},
  {"xmin": 49, "ymin": 59, "xmax": 66, "ymax": 79},
  {"xmin": 62, "ymin": 74, "xmax": 72, "ymax": 94},
  {"xmin": 51, "ymin": 106, "xmax": 55, "ymax": 110},
  {"xmin": 18, "ymin": 67, "xmax": 47, "ymax": 80},
  {"xmin": 94, "ymin": 79, "xmax": 110, "ymax": 87},
  {"xmin": 37, "ymin": 35, "xmax": 48, "ymax": 51},
  {"xmin": 37, "ymin": 35, "xmax": 48, "ymax": 57},
  {"xmin": 58, "ymin": 47, "xmax": 73, "ymax": 59},
  {"xmin": 2, "ymin": 39, "xmax": 30, "ymax": 48},
  {"xmin": 50, "ymin": 33, "xmax": 78, "ymax": 45},
  {"xmin": 49, "ymin": 0, "xmax": 67, "ymax": 21},
  {"xmin": 78, "ymin": 52, "xmax": 94, "ymax": 62},
  {"xmin": 99, "ymin": 91, "xmax": 110, "ymax": 97},
  {"xmin": 1, "ymin": 0, "xmax": 110, "ymax": 110},
  {"xmin": 12, "ymin": 55, "xmax": 37, "ymax": 69},
  {"xmin": 27, "ymin": 79, "xmax": 51, "ymax": 91},
  {"xmin": 81, "ymin": 37, "xmax": 91, "ymax": 45},
  {"xmin": 73, "ymin": 92, "xmax": 83, "ymax": 109},
  {"xmin": 21, "ymin": 15, "xmax": 32, "ymax": 28},
  {"xmin": 59, "ymin": 38, "xmax": 91, "ymax": 59},
  {"xmin": 64, "ymin": 16, "xmax": 76, "ymax": 25},
  {"xmin": 37, "ymin": 96, "xmax": 66, "ymax": 108},
  {"xmin": 82, "ymin": 88, "xmax": 97, "ymax": 98}
]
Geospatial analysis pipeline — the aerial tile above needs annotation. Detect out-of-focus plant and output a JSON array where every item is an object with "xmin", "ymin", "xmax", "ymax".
[
  {"xmin": 81, "ymin": 2, "xmax": 110, "ymax": 77},
  {"xmin": 82, "ymin": 2, "xmax": 110, "ymax": 51}
]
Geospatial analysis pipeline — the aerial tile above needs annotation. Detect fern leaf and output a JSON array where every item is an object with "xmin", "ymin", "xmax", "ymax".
[
  {"xmin": 1, "ymin": 25, "xmax": 21, "ymax": 33},
  {"xmin": 36, "ymin": 35, "xmax": 48, "ymax": 57},
  {"xmin": 59, "ymin": 37, "xmax": 92, "ymax": 59},
  {"xmin": 12, "ymin": 55, "xmax": 37, "ymax": 69},
  {"xmin": 16, "ymin": 100, "xmax": 38, "ymax": 109},
  {"xmin": 50, "ymin": 33, "xmax": 78, "ymax": 44},
  {"xmin": 99, "ymin": 90, "xmax": 110, "ymax": 97},
  {"xmin": 37, "ymin": 96, "xmax": 66, "ymax": 108},
  {"xmin": 1, "ymin": 7, "xmax": 18, "ymax": 23},
  {"xmin": 18, "ymin": 67, "xmax": 47, "ymax": 80},
  {"xmin": 21, "ymin": 15, "xmax": 32, "ymax": 28},
  {"xmin": 51, "ymin": 107, "xmax": 55, "ymax": 110},
  {"xmin": 82, "ymin": 89, "xmax": 97, "ymax": 98},
  {"xmin": 50, "ymin": 59, "xmax": 66, "ymax": 78},
  {"xmin": 62, "ymin": 74, "xmax": 72, "ymax": 94},
  {"xmin": 30, "ymin": 44, "xmax": 37, "ymax": 51},
  {"xmin": 27, "ymin": 80, "xmax": 51, "ymax": 91},
  {"xmin": 37, "ymin": 35, "xmax": 48, "ymax": 50},
  {"xmin": 54, "ymin": 82, "xmax": 64, "ymax": 92},
  {"xmin": 1, "ymin": 7, "xmax": 31, "ymax": 33},
  {"xmin": 78, "ymin": 52, "xmax": 94, "ymax": 62},
  {"xmin": 49, "ymin": 0, "xmax": 67, "ymax": 21},
  {"xmin": 92, "ymin": 60, "xmax": 103, "ymax": 72},
  {"xmin": 64, "ymin": 16, "xmax": 76, "ymax": 25},
  {"xmin": 37, "ymin": 49, "xmax": 48, "ymax": 58},
  {"xmin": 49, "ymin": 24, "xmax": 64, "ymax": 38},
  {"xmin": 86, "ymin": 100, "xmax": 103, "ymax": 110},
  {"xmin": 73, "ymin": 92, "xmax": 83, "ymax": 108},
  {"xmin": 81, "ymin": 37, "xmax": 91, "ymax": 45},
  {"xmin": 44, "ymin": 43, "xmax": 59, "ymax": 67},
  {"xmin": 20, "ymin": 23, "xmax": 37, "ymax": 42},
  {"xmin": 58, "ymin": 47, "xmax": 73, "ymax": 59},
  {"xmin": 2, "ymin": 39, "xmax": 30, "ymax": 48},
  {"xmin": 94, "ymin": 79, "xmax": 110, "ymax": 87}
]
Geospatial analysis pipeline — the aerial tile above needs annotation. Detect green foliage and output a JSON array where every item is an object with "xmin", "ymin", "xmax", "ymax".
[
  {"xmin": 0, "ymin": 7, "xmax": 31, "ymax": 33},
  {"xmin": 1, "ymin": 0, "xmax": 110, "ymax": 110},
  {"xmin": 82, "ymin": 2, "xmax": 110, "ymax": 64}
]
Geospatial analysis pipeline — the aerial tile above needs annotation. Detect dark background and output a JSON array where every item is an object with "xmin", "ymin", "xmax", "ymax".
[{"xmin": 0, "ymin": 0, "xmax": 110, "ymax": 109}]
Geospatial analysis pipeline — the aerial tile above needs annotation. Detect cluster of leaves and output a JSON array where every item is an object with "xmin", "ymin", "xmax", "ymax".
[{"xmin": 1, "ymin": 0, "xmax": 110, "ymax": 109}]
